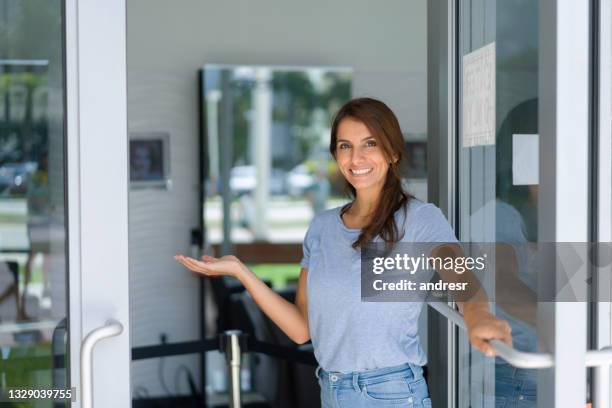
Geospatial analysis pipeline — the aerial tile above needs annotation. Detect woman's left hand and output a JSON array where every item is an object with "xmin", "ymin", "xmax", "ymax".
[{"xmin": 463, "ymin": 307, "xmax": 513, "ymax": 357}]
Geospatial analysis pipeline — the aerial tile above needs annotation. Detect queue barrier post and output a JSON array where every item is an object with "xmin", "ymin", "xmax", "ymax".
[{"xmin": 219, "ymin": 330, "xmax": 248, "ymax": 408}]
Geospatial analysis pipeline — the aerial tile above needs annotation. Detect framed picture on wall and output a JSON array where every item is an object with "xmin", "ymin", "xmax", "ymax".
[{"xmin": 129, "ymin": 132, "xmax": 171, "ymax": 189}]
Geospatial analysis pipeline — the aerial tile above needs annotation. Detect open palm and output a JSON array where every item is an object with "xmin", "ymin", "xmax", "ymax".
[{"xmin": 174, "ymin": 254, "xmax": 244, "ymax": 278}]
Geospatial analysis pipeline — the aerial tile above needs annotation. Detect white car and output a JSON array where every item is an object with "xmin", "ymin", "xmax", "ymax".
[
  {"xmin": 286, "ymin": 164, "xmax": 315, "ymax": 197},
  {"xmin": 229, "ymin": 165, "xmax": 286, "ymax": 195}
]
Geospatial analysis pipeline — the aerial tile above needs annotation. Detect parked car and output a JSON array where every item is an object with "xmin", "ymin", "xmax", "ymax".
[
  {"xmin": 0, "ymin": 161, "xmax": 37, "ymax": 195},
  {"xmin": 286, "ymin": 164, "xmax": 315, "ymax": 197},
  {"xmin": 229, "ymin": 165, "xmax": 286, "ymax": 195}
]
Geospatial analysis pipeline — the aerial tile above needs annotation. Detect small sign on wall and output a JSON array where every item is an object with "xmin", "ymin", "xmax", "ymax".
[
  {"xmin": 512, "ymin": 133, "xmax": 539, "ymax": 185},
  {"xmin": 129, "ymin": 132, "xmax": 171, "ymax": 189},
  {"xmin": 462, "ymin": 42, "xmax": 496, "ymax": 147}
]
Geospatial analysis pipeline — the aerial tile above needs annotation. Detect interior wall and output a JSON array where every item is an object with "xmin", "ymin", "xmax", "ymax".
[{"xmin": 128, "ymin": 0, "xmax": 427, "ymax": 396}]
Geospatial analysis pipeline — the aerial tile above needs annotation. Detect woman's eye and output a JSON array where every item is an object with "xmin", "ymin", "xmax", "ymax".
[
  {"xmin": 338, "ymin": 143, "xmax": 350, "ymax": 150},
  {"xmin": 365, "ymin": 140, "xmax": 377, "ymax": 147}
]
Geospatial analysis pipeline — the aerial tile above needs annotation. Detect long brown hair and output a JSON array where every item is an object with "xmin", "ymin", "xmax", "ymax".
[{"xmin": 330, "ymin": 97, "xmax": 412, "ymax": 248}]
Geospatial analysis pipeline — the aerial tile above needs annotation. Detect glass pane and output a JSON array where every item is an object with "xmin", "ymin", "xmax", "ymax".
[
  {"xmin": 202, "ymin": 65, "xmax": 353, "ymax": 246},
  {"xmin": 458, "ymin": 0, "xmax": 538, "ymax": 406},
  {"xmin": 0, "ymin": 0, "xmax": 69, "ymax": 403}
]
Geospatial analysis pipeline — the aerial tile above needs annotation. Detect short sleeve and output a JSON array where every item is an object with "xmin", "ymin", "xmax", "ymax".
[
  {"xmin": 300, "ymin": 220, "xmax": 316, "ymax": 269},
  {"xmin": 412, "ymin": 204, "xmax": 458, "ymax": 243}
]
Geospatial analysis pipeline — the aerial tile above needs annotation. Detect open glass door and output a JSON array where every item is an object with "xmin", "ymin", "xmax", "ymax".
[
  {"xmin": 455, "ymin": 0, "xmax": 591, "ymax": 407},
  {"xmin": 0, "ymin": 1, "xmax": 131, "ymax": 407},
  {"xmin": 428, "ymin": 0, "xmax": 595, "ymax": 407},
  {"xmin": 456, "ymin": 1, "xmax": 541, "ymax": 406}
]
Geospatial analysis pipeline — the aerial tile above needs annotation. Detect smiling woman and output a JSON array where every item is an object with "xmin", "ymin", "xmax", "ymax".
[{"xmin": 176, "ymin": 97, "xmax": 512, "ymax": 408}]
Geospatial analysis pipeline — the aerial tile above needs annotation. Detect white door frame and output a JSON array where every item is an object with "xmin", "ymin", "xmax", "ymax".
[
  {"xmin": 538, "ymin": 0, "xmax": 590, "ymax": 403},
  {"xmin": 66, "ymin": 1, "xmax": 131, "ymax": 407},
  {"xmin": 594, "ymin": 0, "xmax": 612, "ymax": 406}
]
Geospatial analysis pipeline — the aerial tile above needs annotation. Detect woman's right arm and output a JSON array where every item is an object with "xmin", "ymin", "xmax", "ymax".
[
  {"xmin": 175, "ymin": 254, "xmax": 310, "ymax": 344},
  {"xmin": 238, "ymin": 266, "xmax": 310, "ymax": 344}
]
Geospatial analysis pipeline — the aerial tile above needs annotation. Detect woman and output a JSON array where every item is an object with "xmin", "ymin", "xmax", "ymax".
[{"xmin": 175, "ymin": 98, "xmax": 512, "ymax": 407}]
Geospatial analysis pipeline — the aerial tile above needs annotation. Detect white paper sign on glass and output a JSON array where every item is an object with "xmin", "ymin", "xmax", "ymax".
[
  {"xmin": 462, "ymin": 42, "xmax": 496, "ymax": 147},
  {"xmin": 512, "ymin": 133, "xmax": 539, "ymax": 185}
]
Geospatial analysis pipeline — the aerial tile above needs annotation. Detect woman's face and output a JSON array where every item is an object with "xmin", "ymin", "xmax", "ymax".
[{"xmin": 335, "ymin": 118, "xmax": 392, "ymax": 196}]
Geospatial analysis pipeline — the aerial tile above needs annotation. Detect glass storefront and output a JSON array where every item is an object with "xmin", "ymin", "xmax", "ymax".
[{"xmin": 0, "ymin": 0, "xmax": 69, "ymax": 404}]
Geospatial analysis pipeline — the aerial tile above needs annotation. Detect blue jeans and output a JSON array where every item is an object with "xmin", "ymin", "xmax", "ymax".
[
  {"xmin": 494, "ymin": 361, "xmax": 537, "ymax": 408},
  {"xmin": 315, "ymin": 362, "xmax": 432, "ymax": 407}
]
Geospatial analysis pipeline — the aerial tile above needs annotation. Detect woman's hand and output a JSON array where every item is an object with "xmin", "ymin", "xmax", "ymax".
[
  {"xmin": 463, "ymin": 306, "xmax": 513, "ymax": 357},
  {"xmin": 175, "ymin": 255, "xmax": 310, "ymax": 344},
  {"xmin": 174, "ymin": 254, "xmax": 247, "ymax": 279}
]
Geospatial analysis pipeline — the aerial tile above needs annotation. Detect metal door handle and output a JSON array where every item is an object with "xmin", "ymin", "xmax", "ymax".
[
  {"xmin": 80, "ymin": 319, "xmax": 123, "ymax": 408},
  {"xmin": 429, "ymin": 302, "xmax": 612, "ymax": 369},
  {"xmin": 428, "ymin": 302, "xmax": 554, "ymax": 368},
  {"xmin": 586, "ymin": 346, "xmax": 612, "ymax": 367}
]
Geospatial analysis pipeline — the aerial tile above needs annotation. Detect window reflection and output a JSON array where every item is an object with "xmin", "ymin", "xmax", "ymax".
[
  {"xmin": 202, "ymin": 65, "xmax": 352, "ymax": 244},
  {"xmin": 458, "ymin": 0, "xmax": 539, "ymax": 406},
  {"xmin": 0, "ymin": 0, "xmax": 68, "ymax": 393}
]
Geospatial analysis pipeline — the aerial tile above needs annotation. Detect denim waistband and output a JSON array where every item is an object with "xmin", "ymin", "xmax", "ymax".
[
  {"xmin": 315, "ymin": 362, "xmax": 423, "ymax": 387},
  {"xmin": 495, "ymin": 360, "xmax": 538, "ymax": 381}
]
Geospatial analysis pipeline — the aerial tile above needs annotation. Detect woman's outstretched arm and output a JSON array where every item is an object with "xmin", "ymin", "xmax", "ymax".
[{"xmin": 175, "ymin": 254, "xmax": 310, "ymax": 344}]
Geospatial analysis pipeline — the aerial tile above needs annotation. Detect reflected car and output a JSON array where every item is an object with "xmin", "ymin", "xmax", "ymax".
[
  {"xmin": 286, "ymin": 164, "xmax": 315, "ymax": 197},
  {"xmin": 0, "ymin": 162, "xmax": 37, "ymax": 195},
  {"xmin": 229, "ymin": 165, "xmax": 286, "ymax": 195}
]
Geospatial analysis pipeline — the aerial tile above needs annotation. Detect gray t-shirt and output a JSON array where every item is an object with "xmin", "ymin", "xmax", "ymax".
[{"xmin": 300, "ymin": 198, "xmax": 457, "ymax": 372}]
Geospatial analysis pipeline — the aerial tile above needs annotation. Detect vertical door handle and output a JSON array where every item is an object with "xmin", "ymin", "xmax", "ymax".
[{"xmin": 80, "ymin": 319, "xmax": 123, "ymax": 408}]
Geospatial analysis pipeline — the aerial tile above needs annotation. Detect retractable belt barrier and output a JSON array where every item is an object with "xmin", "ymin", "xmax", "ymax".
[
  {"xmin": 0, "ymin": 331, "xmax": 316, "ymax": 370},
  {"xmin": 131, "ymin": 330, "xmax": 317, "ymax": 408},
  {"xmin": 130, "ymin": 330, "xmax": 317, "ymax": 366},
  {"xmin": 0, "ymin": 330, "xmax": 316, "ymax": 408}
]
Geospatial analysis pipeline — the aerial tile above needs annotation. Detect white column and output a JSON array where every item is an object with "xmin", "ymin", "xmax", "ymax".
[
  {"xmin": 206, "ymin": 90, "xmax": 221, "ymax": 194},
  {"xmin": 252, "ymin": 68, "xmax": 271, "ymax": 240}
]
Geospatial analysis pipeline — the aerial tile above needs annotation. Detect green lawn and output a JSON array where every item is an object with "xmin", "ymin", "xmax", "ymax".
[
  {"xmin": 0, "ymin": 213, "xmax": 27, "ymax": 224},
  {"xmin": 249, "ymin": 263, "xmax": 301, "ymax": 288},
  {"xmin": 0, "ymin": 343, "xmax": 61, "ymax": 408}
]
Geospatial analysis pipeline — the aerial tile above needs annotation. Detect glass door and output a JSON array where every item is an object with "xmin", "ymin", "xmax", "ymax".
[
  {"xmin": 0, "ymin": 1, "xmax": 131, "ymax": 407},
  {"xmin": 0, "ymin": 1, "xmax": 71, "ymax": 403},
  {"xmin": 427, "ymin": 0, "xmax": 594, "ymax": 407},
  {"xmin": 457, "ymin": 1, "xmax": 540, "ymax": 406},
  {"xmin": 454, "ymin": 0, "xmax": 591, "ymax": 407}
]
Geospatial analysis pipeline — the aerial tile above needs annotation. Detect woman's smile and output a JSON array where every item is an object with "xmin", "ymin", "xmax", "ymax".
[{"xmin": 350, "ymin": 167, "xmax": 373, "ymax": 175}]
